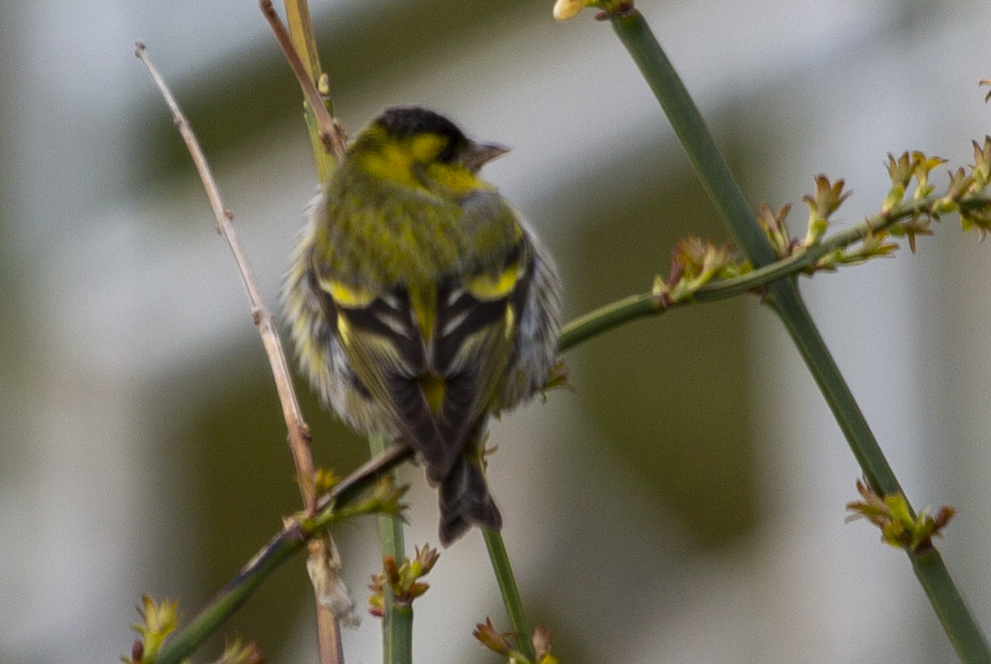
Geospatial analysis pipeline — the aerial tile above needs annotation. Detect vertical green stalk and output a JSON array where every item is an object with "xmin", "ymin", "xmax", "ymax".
[
  {"xmin": 372, "ymin": 439, "xmax": 407, "ymax": 560},
  {"xmin": 606, "ymin": 6, "xmax": 775, "ymax": 268},
  {"xmin": 605, "ymin": 5, "xmax": 990, "ymax": 662},
  {"xmin": 368, "ymin": 435, "xmax": 412, "ymax": 664},
  {"xmin": 282, "ymin": 0, "xmax": 336, "ymax": 182},
  {"xmin": 483, "ymin": 528, "xmax": 538, "ymax": 663},
  {"xmin": 381, "ymin": 603, "xmax": 413, "ymax": 664}
]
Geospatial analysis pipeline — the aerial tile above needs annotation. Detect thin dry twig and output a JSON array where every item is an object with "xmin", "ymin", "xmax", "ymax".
[
  {"xmin": 259, "ymin": 6, "xmax": 348, "ymax": 660},
  {"xmin": 282, "ymin": 0, "xmax": 324, "ymax": 82},
  {"xmin": 260, "ymin": 0, "xmax": 347, "ymax": 161},
  {"xmin": 134, "ymin": 42, "xmax": 346, "ymax": 664},
  {"xmin": 134, "ymin": 41, "xmax": 317, "ymax": 507},
  {"xmin": 135, "ymin": 439, "xmax": 413, "ymax": 664}
]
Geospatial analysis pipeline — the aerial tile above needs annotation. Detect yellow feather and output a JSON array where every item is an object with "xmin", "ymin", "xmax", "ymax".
[
  {"xmin": 504, "ymin": 305, "xmax": 515, "ymax": 340},
  {"xmin": 336, "ymin": 313, "xmax": 352, "ymax": 345},
  {"xmin": 465, "ymin": 263, "xmax": 521, "ymax": 301},
  {"xmin": 319, "ymin": 276, "xmax": 376, "ymax": 308},
  {"xmin": 409, "ymin": 134, "xmax": 447, "ymax": 162},
  {"xmin": 419, "ymin": 375, "xmax": 446, "ymax": 414},
  {"xmin": 356, "ymin": 142, "xmax": 419, "ymax": 188},
  {"xmin": 408, "ymin": 285, "xmax": 437, "ymax": 343},
  {"xmin": 423, "ymin": 161, "xmax": 489, "ymax": 195}
]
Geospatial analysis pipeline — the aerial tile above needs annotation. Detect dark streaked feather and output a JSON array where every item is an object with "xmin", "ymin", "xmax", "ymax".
[
  {"xmin": 438, "ymin": 453, "xmax": 502, "ymax": 546},
  {"xmin": 314, "ymin": 239, "xmax": 534, "ymax": 487}
]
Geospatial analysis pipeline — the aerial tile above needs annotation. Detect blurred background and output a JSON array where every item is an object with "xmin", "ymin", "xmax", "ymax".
[{"xmin": 2, "ymin": 0, "xmax": 991, "ymax": 662}]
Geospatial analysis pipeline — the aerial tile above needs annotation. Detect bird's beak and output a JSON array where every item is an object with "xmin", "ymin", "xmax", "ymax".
[{"xmin": 464, "ymin": 141, "xmax": 510, "ymax": 172}]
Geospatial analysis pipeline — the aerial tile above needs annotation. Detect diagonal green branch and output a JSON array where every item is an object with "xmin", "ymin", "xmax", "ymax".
[
  {"xmin": 600, "ymin": 4, "xmax": 991, "ymax": 662},
  {"xmin": 368, "ymin": 435, "xmax": 412, "ymax": 664},
  {"xmin": 483, "ymin": 528, "xmax": 538, "ymax": 663},
  {"xmin": 603, "ymin": 3, "xmax": 776, "ymax": 267},
  {"xmin": 603, "ymin": 2, "xmax": 910, "ymax": 492},
  {"xmin": 558, "ymin": 191, "xmax": 991, "ymax": 352},
  {"xmin": 151, "ymin": 442, "xmax": 413, "ymax": 664}
]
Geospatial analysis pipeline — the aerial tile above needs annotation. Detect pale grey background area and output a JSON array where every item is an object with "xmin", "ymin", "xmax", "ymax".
[{"xmin": 1, "ymin": 1, "xmax": 990, "ymax": 662}]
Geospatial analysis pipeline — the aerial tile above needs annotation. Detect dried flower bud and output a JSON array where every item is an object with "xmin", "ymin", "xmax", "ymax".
[{"xmin": 553, "ymin": 0, "xmax": 587, "ymax": 20}]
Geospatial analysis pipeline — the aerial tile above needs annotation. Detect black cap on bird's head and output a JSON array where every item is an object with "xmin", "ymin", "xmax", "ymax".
[
  {"xmin": 372, "ymin": 106, "xmax": 509, "ymax": 172},
  {"xmin": 376, "ymin": 107, "xmax": 467, "ymax": 144}
]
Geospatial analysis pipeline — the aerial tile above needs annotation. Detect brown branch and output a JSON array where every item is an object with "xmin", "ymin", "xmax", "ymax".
[
  {"xmin": 257, "ymin": 6, "xmax": 353, "ymax": 662},
  {"xmin": 135, "ymin": 42, "xmax": 317, "ymax": 508},
  {"xmin": 282, "ymin": 0, "xmax": 323, "ymax": 84},
  {"xmin": 146, "ymin": 440, "xmax": 414, "ymax": 664},
  {"xmin": 135, "ymin": 42, "xmax": 347, "ymax": 664},
  {"xmin": 259, "ymin": 0, "xmax": 347, "ymax": 162}
]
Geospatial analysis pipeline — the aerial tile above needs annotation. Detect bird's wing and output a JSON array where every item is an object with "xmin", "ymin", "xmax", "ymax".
[
  {"xmin": 429, "ymin": 240, "xmax": 532, "ymax": 451},
  {"xmin": 309, "ymin": 268, "xmax": 453, "ymax": 477},
  {"xmin": 310, "ymin": 239, "xmax": 534, "ymax": 482}
]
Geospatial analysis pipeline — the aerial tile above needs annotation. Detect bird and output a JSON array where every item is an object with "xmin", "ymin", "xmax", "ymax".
[{"xmin": 284, "ymin": 106, "xmax": 561, "ymax": 545}]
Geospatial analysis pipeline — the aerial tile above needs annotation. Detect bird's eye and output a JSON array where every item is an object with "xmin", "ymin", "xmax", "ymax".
[{"xmin": 436, "ymin": 141, "xmax": 457, "ymax": 164}]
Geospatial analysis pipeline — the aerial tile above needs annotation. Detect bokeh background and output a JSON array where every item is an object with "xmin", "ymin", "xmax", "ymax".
[{"xmin": 2, "ymin": 0, "xmax": 991, "ymax": 662}]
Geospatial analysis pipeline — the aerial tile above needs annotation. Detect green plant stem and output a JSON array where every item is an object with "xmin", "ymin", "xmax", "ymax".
[
  {"xmin": 776, "ymin": 288, "xmax": 986, "ymax": 660},
  {"xmin": 155, "ymin": 529, "xmax": 303, "ymax": 664},
  {"xmin": 271, "ymin": 5, "xmax": 344, "ymax": 663},
  {"xmin": 483, "ymin": 528, "xmax": 537, "ymax": 663},
  {"xmin": 282, "ymin": 0, "xmax": 321, "ymax": 82},
  {"xmin": 369, "ymin": 436, "xmax": 407, "ymax": 559},
  {"xmin": 914, "ymin": 550, "xmax": 991, "ymax": 663},
  {"xmin": 369, "ymin": 435, "xmax": 412, "ymax": 664},
  {"xmin": 606, "ymin": 5, "xmax": 990, "ymax": 662},
  {"xmin": 607, "ymin": 5, "xmax": 775, "ymax": 267},
  {"xmin": 382, "ymin": 604, "xmax": 413, "ymax": 664},
  {"xmin": 149, "ymin": 442, "xmax": 411, "ymax": 664},
  {"xmin": 281, "ymin": 0, "xmax": 336, "ymax": 182},
  {"xmin": 556, "ymin": 192, "xmax": 979, "ymax": 352},
  {"xmin": 769, "ymin": 292, "xmax": 900, "ymax": 494}
]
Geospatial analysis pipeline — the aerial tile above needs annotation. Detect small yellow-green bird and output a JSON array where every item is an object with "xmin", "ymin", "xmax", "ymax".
[{"xmin": 284, "ymin": 107, "xmax": 561, "ymax": 545}]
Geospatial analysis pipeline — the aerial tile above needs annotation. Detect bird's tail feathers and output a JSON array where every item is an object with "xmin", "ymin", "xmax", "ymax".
[{"xmin": 438, "ymin": 455, "xmax": 502, "ymax": 546}]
